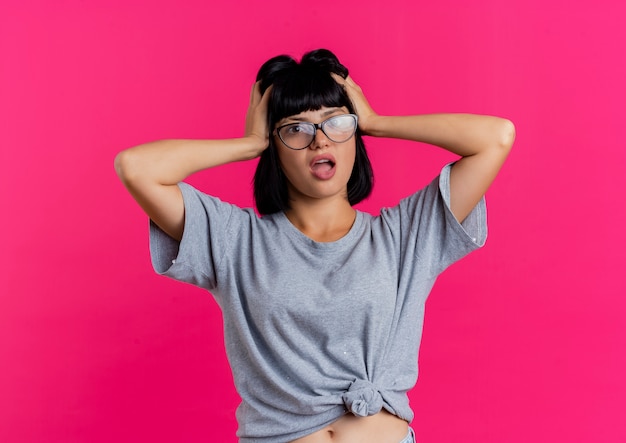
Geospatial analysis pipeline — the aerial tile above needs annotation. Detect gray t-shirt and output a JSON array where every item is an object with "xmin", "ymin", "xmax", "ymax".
[{"xmin": 150, "ymin": 163, "xmax": 487, "ymax": 442}]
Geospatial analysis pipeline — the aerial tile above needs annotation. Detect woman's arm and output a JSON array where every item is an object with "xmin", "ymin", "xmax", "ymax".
[
  {"xmin": 337, "ymin": 75, "xmax": 515, "ymax": 223},
  {"xmin": 366, "ymin": 113, "xmax": 515, "ymax": 223},
  {"xmin": 114, "ymin": 83, "xmax": 270, "ymax": 241}
]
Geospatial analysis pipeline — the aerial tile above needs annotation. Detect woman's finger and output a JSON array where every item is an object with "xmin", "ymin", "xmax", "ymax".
[
  {"xmin": 249, "ymin": 81, "xmax": 262, "ymax": 106},
  {"xmin": 331, "ymin": 73, "xmax": 345, "ymax": 85},
  {"xmin": 259, "ymin": 84, "xmax": 272, "ymax": 108}
]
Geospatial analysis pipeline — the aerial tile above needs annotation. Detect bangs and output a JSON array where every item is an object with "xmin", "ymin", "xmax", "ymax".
[{"xmin": 269, "ymin": 67, "xmax": 352, "ymax": 125}]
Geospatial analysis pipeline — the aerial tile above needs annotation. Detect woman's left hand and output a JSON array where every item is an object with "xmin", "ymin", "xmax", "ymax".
[{"xmin": 332, "ymin": 74, "xmax": 379, "ymax": 136}]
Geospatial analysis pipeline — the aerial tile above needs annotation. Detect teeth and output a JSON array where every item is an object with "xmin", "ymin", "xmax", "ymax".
[{"xmin": 315, "ymin": 159, "xmax": 330, "ymax": 164}]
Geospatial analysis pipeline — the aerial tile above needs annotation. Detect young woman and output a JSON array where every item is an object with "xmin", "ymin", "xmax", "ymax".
[{"xmin": 115, "ymin": 49, "xmax": 514, "ymax": 443}]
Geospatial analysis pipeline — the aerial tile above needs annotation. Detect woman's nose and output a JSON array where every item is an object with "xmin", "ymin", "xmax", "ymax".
[{"xmin": 309, "ymin": 128, "xmax": 331, "ymax": 150}]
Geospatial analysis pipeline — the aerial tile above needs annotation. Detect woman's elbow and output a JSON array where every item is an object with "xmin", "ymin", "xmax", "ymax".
[
  {"xmin": 497, "ymin": 118, "xmax": 516, "ymax": 152},
  {"xmin": 114, "ymin": 148, "xmax": 142, "ymax": 185}
]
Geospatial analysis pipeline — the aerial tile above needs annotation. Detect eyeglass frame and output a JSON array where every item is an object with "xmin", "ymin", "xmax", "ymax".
[{"xmin": 273, "ymin": 113, "xmax": 359, "ymax": 150}]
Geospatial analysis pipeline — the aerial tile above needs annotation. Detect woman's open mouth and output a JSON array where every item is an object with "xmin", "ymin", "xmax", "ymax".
[{"xmin": 310, "ymin": 155, "xmax": 337, "ymax": 180}]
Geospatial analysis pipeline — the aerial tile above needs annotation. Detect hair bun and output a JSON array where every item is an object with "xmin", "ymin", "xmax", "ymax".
[
  {"xmin": 300, "ymin": 49, "xmax": 349, "ymax": 79},
  {"xmin": 255, "ymin": 49, "xmax": 349, "ymax": 94},
  {"xmin": 256, "ymin": 55, "xmax": 297, "ymax": 94}
]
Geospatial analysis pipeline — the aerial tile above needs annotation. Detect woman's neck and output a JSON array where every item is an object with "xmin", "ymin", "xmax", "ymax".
[{"xmin": 284, "ymin": 197, "xmax": 356, "ymax": 243}]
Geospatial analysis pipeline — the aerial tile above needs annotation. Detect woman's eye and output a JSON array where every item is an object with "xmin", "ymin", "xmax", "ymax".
[
  {"xmin": 286, "ymin": 124, "xmax": 312, "ymax": 135},
  {"xmin": 287, "ymin": 125, "xmax": 302, "ymax": 134}
]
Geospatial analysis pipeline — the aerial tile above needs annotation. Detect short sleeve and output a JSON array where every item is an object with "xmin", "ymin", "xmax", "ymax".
[
  {"xmin": 438, "ymin": 162, "xmax": 487, "ymax": 249},
  {"xmin": 381, "ymin": 163, "xmax": 487, "ymax": 279},
  {"xmin": 149, "ymin": 182, "xmax": 238, "ymax": 291}
]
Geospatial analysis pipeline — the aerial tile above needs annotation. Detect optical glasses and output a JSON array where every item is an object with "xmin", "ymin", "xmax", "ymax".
[{"xmin": 275, "ymin": 114, "xmax": 358, "ymax": 150}]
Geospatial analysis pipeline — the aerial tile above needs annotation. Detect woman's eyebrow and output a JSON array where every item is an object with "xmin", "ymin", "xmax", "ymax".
[
  {"xmin": 321, "ymin": 107, "xmax": 343, "ymax": 117},
  {"xmin": 285, "ymin": 108, "xmax": 344, "ymax": 122}
]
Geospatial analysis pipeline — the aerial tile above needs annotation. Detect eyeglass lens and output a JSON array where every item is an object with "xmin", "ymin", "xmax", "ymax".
[{"xmin": 278, "ymin": 114, "xmax": 357, "ymax": 150}]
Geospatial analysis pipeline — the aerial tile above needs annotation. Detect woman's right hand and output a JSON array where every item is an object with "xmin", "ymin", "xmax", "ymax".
[
  {"xmin": 115, "ymin": 82, "xmax": 274, "ymax": 241},
  {"xmin": 244, "ymin": 81, "xmax": 272, "ymax": 157}
]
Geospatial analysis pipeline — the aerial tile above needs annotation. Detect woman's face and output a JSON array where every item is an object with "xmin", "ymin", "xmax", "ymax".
[{"xmin": 274, "ymin": 106, "xmax": 356, "ymax": 205}]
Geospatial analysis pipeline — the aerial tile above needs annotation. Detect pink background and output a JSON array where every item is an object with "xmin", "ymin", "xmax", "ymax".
[{"xmin": 1, "ymin": 0, "xmax": 625, "ymax": 442}]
